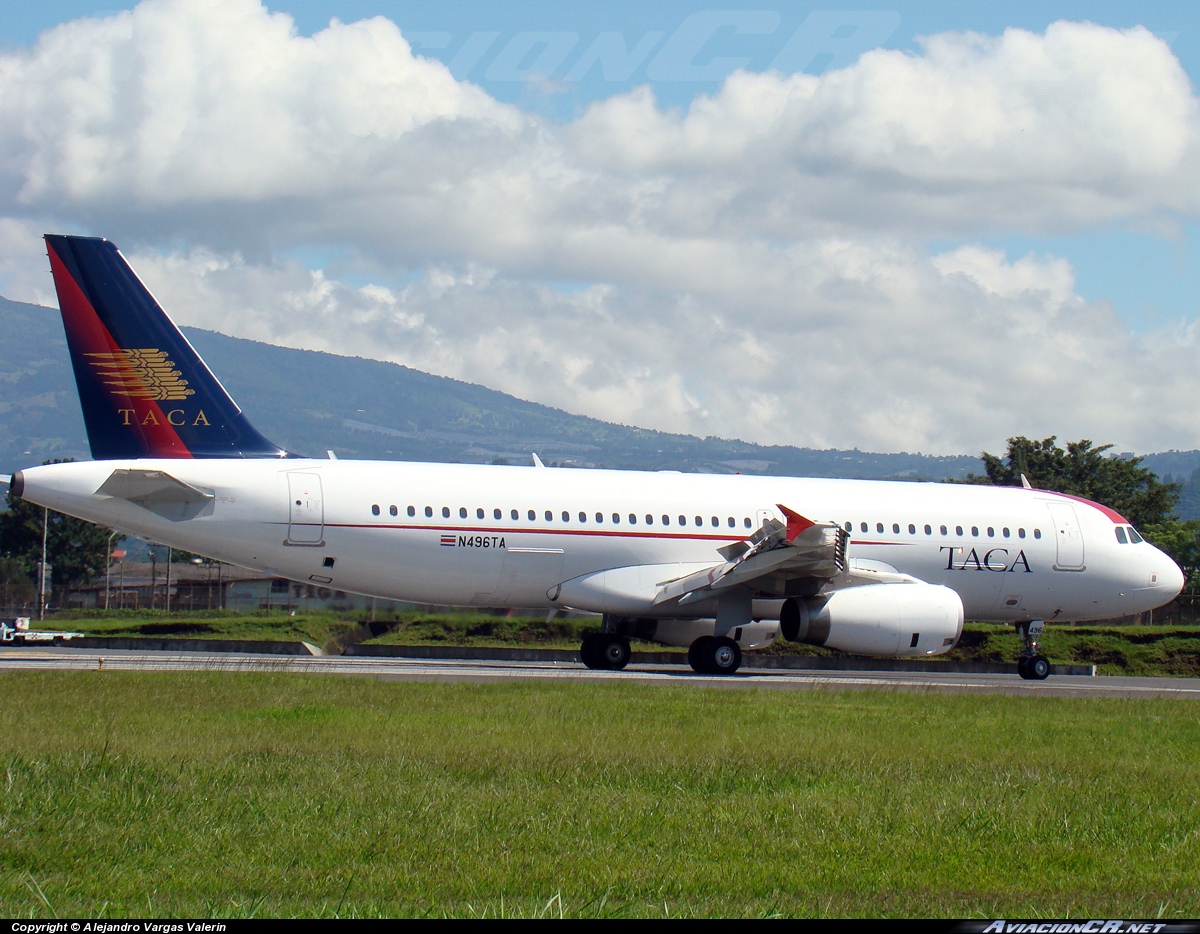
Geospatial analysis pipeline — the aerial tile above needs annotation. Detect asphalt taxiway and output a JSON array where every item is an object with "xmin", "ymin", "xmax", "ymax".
[{"xmin": 1, "ymin": 646, "xmax": 1197, "ymax": 698}]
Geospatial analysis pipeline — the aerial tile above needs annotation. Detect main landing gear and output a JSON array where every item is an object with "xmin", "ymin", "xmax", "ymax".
[
  {"xmin": 687, "ymin": 635, "xmax": 742, "ymax": 675},
  {"xmin": 579, "ymin": 632, "xmax": 631, "ymax": 671},
  {"xmin": 1015, "ymin": 620, "xmax": 1051, "ymax": 680}
]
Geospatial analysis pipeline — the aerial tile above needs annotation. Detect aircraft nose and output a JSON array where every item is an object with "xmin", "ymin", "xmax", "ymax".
[{"xmin": 1159, "ymin": 556, "xmax": 1186, "ymax": 602}]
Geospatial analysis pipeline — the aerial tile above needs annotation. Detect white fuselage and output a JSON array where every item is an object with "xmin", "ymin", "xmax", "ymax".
[{"xmin": 18, "ymin": 458, "xmax": 1184, "ymax": 623}]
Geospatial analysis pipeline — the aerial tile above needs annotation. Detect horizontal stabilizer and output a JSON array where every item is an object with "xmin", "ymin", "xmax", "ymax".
[{"xmin": 97, "ymin": 468, "xmax": 214, "ymax": 521}]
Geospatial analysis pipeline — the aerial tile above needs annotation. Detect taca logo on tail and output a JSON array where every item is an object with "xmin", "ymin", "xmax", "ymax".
[{"xmin": 44, "ymin": 234, "xmax": 288, "ymax": 460}]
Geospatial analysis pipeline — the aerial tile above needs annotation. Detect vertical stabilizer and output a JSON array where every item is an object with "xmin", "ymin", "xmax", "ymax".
[{"xmin": 44, "ymin": 235, "xmax": 286, "ymax": 459}]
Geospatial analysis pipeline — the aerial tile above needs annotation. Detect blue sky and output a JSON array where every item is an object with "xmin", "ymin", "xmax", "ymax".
[{"xmin": 0, "ymin": 1, "xmax": 1196, "ymax": 453}]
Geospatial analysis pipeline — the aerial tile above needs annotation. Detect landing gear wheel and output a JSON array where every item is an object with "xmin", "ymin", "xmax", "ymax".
[
  {"xmin": 1029, "ymin": 655, "xmax": 1051, "ymax": 680},
  {"xmin": 579, "ymin": 633, "xmax": 600, "ymax": 669},
  {"xmin": 596, "ymin": 634, "xmax": 631, "ymax": 671},
  {"xmin": 688, "ymin": 636, "xmax": 715, "ymax": 673},
  {"xmin": 688, "ymin": 636, "xmax": 741, "ymax": 674},
  {"xmin": 709, "ymin": 636, "xmax": 742, "ymax": 675}
]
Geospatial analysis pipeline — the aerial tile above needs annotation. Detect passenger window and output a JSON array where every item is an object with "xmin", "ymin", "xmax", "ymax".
[
  {"xmin": 476, "ymin": 508, "xmax": 484, "ymax": 520},
  {"xmin": 1033, "ymin": 529, "xmax": 1042, "ymax": 539},
  {"xmin": 845, "ymin": 522, "xmax": 852, "ymax": 532},
  {"xmin": 695, "ymin": 516, "xmax": 702, "ymax": 526},
  {"xmin": 679, "ymin": 515, "xmax": 686, "ymax": 526},
  {"xmin": 956, "ymin": 526, "xmax": 963, "ymax": 536},
  {"xmin": 728, "ymin": 517, "xmax": 735, "ymax": 528},
  {"xmin": 1115, "ymin": 527, "xmax": 1128, "ymax": 544},
  {"xmin": 1128, "ymin": 528, "xmax": 1144, "ymax": 544},
  {"xmin": 407, "ymin": 506, "xmax": 416, "ymax": 518},
  {"xmin": 711, "ymin": 517, "xmax": 719, "ymax": 527},
  {"xmin": 939, "ymin": 525, "xmax": 946, "ymax": 535},
  {"xmin": 744, "ymin": 518, "xmax": 752, "ymax": 529},
  {"xmin": 442, "ymin": 507, "xmax": 450, "ymax": 518},
  {"xmin": 909, "ymin": 524, "xmax": 916, "ymax": 534},
  {"xmin": 528, "ymin": 510, "xmax": 536, "ymax": 521},
  {"xmin": 892, "ymin": 523, "xmax": 900, "ymax": 534},
  {"xmin": 630, "ymin": 514, "xmax": 638, "ymax": 524},
  {"xmin": 460, "ymin": 508, "xmax": 468, "ymax": 519},
  {"xmin": 579, "ymin": 511, "xmax": 587, "ymax": 523},
  {"xmin": 613, "ymin": 513, "xmax": 620, "ymax": 524},
  {"xmin": 1002, "ymin": 527, "xmax": 1010, "ymax": 537},
  {"xmin": 876, "ymin": 522, "xmax": 884, "ymax": 533},
  {"xmin": 425, "ymin": 506, "xmax": 433, "ymax": 518},
  {"xmin": 597, "ymin": 512, "xmax": 604, "ymax": 523},
  {"xmin": 1018, "ymin": 528, "xmax": 1025, "ymax": 538},
  {"xmin": 388, "ymin": 505, "xmax": 397, "ymax": 517},
  {"xmin": 510, "ymin": 509, "xmax": 518, "ymax": 520},
  {"xmin": 562, "ymin": 511, "xmax": 569, "ymax": 522},
  {"xmin": 860, "ymin": 522, "xmax": 868, "ymax": 533},
  {"xmin": 663, "ymin": 515, "xmax": 671, "ymax": 526},
  {"xmin": 494, "ymin": 508, "xmax": 502, "ymax": 520},
  {"xmin": 646, "ymin": 515, "xmax": 654, "ymax": 525},
  {"xmin": 986, "ymin": 527, "xmax": 994, "ymax": 537},
  {"xmin": 545, "ymin": 510, "xmax": 553, "ymax": 521},
  {"xmin": 971, "ymin": 526, "xmax": 979, "ymax": 536},
  {"xmin": 371, "ymin": 504, "xmax": 380, "ymax": 516}
]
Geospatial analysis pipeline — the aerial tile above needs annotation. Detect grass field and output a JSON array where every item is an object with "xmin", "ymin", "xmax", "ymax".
[
  {"xmin": 0, "ymin": 673, "xmax": 1196, "ymax": 917},
  {"xmin": 38, "ymin": 609, "xmax": 1200, "ymax": 677}
]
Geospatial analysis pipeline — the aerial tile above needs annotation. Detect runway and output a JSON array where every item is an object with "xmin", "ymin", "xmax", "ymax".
[{"xmin": 1, "ymin": 646, "xmax": 1198, "ymax": 698}]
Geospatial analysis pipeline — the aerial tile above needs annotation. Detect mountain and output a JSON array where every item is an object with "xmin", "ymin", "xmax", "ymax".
[{"xmin": 0, "ymin": 294, "xmax": 983, "ymax": 480}]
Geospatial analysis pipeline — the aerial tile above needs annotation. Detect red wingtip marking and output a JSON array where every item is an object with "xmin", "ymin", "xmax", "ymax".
[{"xmin": 776, "ymin": 503, "xmax": 814, "ymax": 542}]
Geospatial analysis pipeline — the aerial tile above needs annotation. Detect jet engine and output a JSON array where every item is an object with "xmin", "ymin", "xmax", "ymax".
[{"xmin": 780, "ymin": 583, "xmax": 963, "ymax": 656}]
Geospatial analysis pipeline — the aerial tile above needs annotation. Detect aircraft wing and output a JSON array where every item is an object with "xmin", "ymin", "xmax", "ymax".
[{"xmin": 652, "ymin": 504, "xmax": 851, "ymax": 607}]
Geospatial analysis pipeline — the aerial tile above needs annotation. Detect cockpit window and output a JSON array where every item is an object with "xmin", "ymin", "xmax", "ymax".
[
  {"xmin": 1128, "ymin": 527, "xmax": 1144, "ymax": 544},
  {"xmin": 1115, "ymin": 527, "xmax": 1128, "ymax": 544}
]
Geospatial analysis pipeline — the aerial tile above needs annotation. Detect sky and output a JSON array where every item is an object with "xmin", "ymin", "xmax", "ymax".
[{"xmin": 0, "ymin": 0, "xmax": 1197, "ymax": 456}]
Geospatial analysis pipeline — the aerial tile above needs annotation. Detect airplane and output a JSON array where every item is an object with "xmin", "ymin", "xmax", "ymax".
[{"xmin": 5, "ymin": 235, "xmax": 1186, "ymax": 680}]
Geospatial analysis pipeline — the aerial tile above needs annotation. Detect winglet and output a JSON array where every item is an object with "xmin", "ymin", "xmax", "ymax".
[
  {"xmin": 776, "ymin": 504, "xmax": 815, "ymax": 542},
  {"xmin": 1020, "ymin": 473, "xmax": 1032, "ymax": 490},
  {"xmin": 532, "ymin": 453, "xmax": 545, "ymax": 468}
]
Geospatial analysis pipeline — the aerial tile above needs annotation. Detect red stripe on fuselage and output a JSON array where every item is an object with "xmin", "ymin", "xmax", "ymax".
[
  {"xmin": 47, "ymin": 243, "xmax": 192, "ymax": 458},
  {"xmin": 1046, "ymin": 491, "xmax": 1129, "ymax": 525}
]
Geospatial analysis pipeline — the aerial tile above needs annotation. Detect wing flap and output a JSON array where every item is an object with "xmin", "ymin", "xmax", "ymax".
[{"xmin": 654, "ymin": 505, "xmax": 848, "ymax": 606}]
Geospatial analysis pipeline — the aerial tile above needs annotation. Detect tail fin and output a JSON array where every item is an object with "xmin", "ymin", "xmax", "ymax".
[{"xmin": 44, "ymin": 234, "xmax": 287, "ymax": 459}]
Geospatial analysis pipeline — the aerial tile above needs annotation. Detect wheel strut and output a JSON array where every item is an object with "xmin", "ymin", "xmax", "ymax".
[{"xmin": 1014, "ymin": 620, "xmax": 1050, "ymax": 680}]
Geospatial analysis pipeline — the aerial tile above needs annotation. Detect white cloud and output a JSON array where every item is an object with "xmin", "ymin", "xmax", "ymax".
[
  {"xmin": 126, "ymin": 239, "xmax": 1200, "ymax": 456},
  {"xmin": 1, "ymin": 1, "xmax": 1199, "ymax": 455}
]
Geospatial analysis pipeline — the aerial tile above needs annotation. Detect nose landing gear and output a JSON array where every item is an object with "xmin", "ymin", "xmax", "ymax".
[{"xmin": 1015, "ymin": 620, "xmax": 1051, "ymax": 680}]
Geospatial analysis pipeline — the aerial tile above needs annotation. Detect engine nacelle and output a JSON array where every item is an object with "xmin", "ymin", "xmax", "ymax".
[{"xmin": 780, "ymin": 583, "xmax": 963, "ymax": 656}]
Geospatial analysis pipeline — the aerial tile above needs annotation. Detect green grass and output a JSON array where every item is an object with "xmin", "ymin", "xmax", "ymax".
[
  {"xmin": 37, "ymin": 611, "xmax": 1200, "ymax": 676},
  {"xmin": 0, "ymin": 674, "xmax": 1196, "ymax": 917}
]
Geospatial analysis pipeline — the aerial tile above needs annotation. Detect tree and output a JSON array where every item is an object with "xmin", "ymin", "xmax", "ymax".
[
  {"xmin": 967, "ymin": 436, "xmax": 1179, "ymax": 529},
  {"xmin": 0, "ymin": 461, "xmax": 114, "ymax": 591}
]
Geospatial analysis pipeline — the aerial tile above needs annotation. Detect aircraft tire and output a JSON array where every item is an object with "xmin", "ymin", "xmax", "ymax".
[
  {"xmin": 1029, "ymin": 655, "xmax": 1051, "ymax": 680},
  {"xmin": 1017, "ymin": 657, "xmax": 1031, "ymax": 680},
  {"xmin": 709, "ymin": 636, "xmax": 742, "ymax": 675},
  {"xmin": 688, "ymin": 637, "xmax": 714, "ymax": 673},
  {"xmin": 597, "ymin": 635, "xmax": 631, "ymax": 671},
  {"xmin": 579, "ymin": 634, "xmax": 600, "ymax": 669}
]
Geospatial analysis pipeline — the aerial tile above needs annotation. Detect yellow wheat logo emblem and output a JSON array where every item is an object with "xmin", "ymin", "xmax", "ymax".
[{"xmin": 86, "ymin": 349, "xmax": 196, "ymax": 401}]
